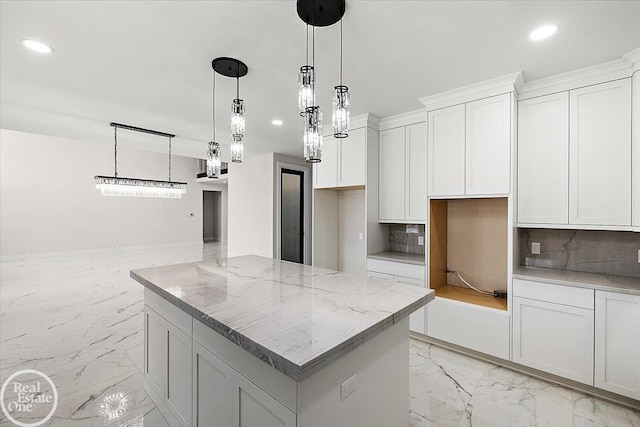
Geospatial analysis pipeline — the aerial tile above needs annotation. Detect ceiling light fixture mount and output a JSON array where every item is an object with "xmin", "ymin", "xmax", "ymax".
[
  {"xmin": 95, "ymin": 123, "xmax": 186, "ymax": 198},
  {"xmin": 297, "ymin": 0, "xmax": 345, "ymax": 27},
  {"xmin": 212, "ymin": 57, "xmax": 248, "ymax": 163}
]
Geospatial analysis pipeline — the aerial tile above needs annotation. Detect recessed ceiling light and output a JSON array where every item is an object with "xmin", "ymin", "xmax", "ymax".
[
  {"xmin": 21, "ymin": 39, "xmax": 54, "ymax": 54},
  {"xmin": 529, "ymin": 25, "xmax": 558, "ymax": 41},
  {"xmin": 272, "ymin": 119, "xmax": 283, "ymax": 126}
]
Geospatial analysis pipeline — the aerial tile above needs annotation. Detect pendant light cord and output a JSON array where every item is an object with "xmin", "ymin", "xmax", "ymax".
[
  {"xmin": 312, "ymin": 6, "xmax": 315, "ymax": 105},
  {"xmin": 113, "ymin": 125, "xmax": 118, "ymax": 178},
  {"xmin": 168, "ymin": 136, "xmax": 172, "ymax": 182},
  {"xmin": 340, "ymin": 19, "xmax": 343, "ymax": 86},
  {"xmin": 306, "ymin": 24, "xmax": 309, "ymax": 65},
  {"xmin": 212, "ymin": 70, "xmax": 216, "ymax": 141}
]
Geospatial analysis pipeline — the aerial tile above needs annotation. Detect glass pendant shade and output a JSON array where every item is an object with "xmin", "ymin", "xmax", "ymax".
[
  {"xmin": 332, "ymin": 85, "xmax": 350, "ymax": 138},
  {"xmin": 231, "ymin": 99, "xmax": 245, "ymax": 137},
  {"xmin": 303, "ymin": 106, "xmax": 323, "ymax": 163},
  {"xmin": 207, "ymin": 141, "xmax": 221, "ymax": 178},
  {"xmin": 298, "ymin": 65, "xmax": 315, "ymax": 114},
  {"xmin": 231, "ymin": 134, "xmax": 244, "ymax": 163}
]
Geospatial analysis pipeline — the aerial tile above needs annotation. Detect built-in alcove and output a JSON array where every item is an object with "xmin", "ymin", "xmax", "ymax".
[
  {"xmin": 429, "ymin": 198, "xmax": 508, "ymax": 311},
  {"xmin": 313, "ymin": 187, "xmax": 366, "ymax": 275}
]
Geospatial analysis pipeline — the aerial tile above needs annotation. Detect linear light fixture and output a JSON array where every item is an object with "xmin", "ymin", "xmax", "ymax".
[{"xmin": 95, "ymin": 123, "xmax": 187, "ymax": 199}]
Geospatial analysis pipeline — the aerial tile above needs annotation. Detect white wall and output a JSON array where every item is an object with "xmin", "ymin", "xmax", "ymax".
[
  {"xmin": 0, "ymin": 129, "xmax": 203, "ymax": 257},
  {"xmin": 227, "ymin": 152, "xmax": 274, "ymax": 258}
]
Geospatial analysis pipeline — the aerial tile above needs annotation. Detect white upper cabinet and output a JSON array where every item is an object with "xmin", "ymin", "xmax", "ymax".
[
  {"xmin": 405, "ymin": 122, "xmax": 427, "ymax": 221},
  {"xmin": 569, "ymin": 79, "xmax": 632, "ymax": 226},
  {"xmin": 633, "ymin": 71, "xmax": 640, "ymax": 229},
  {"xmin": 379, "ymin": 123, "xmax": 427, "ymax": 222},
  {"xmin": 465, "ymin": 93, "xmax": 511, "ymax": 195},
  {"xmin": 340, "ymin": 127, "xmax": 366, "ymax": 187},
  {"xmin": 379, "ymin": 127, "xmax": 407, "ymax": 221},
  {"xmin": 314, "ymin": 128, "xmax": 366, "ymax": 189},
  {"xmin": 427, "ymin": 104, "xmax": 465, "ymax": 196},
  {"xmin": 314, "ymin": 136, "xmax": 338, "ymax": 188},
  {"xmin": 518, "ymin": 92, "xmax": 569, "ymax": 224}
]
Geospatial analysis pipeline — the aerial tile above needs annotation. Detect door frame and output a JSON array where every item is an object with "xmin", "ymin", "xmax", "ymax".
[{"xmin": 275, "ymin": 161, "xmax": 311, "ymax": 265}]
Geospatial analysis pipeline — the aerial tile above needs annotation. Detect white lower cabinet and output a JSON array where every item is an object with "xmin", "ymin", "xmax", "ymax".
[
  {"xmin": 193, "ymin": 342, "xmax": 233, "ymax": 426},
  {"xmin": 234, "ymin": 373, "xmax": 296, "ymax": 427},
  {"xmin": 144, "ymin": 305, "xmax": 193, "ymax": 427},
  {"xmin": 512, "ymin": 296, "xmax": 594, "ymax": 385},
  {"xmin": 366, "ymin": 258, "xmax": 426, "ymax": 334},
  {"xmin": 595, "ymin": 290, "xmax": 640, "ymax": 400}
]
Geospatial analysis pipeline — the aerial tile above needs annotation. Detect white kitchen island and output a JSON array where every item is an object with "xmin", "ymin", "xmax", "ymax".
[{"xmin": 130, "ymin": 255, "xmax": 434, "ymax": 427}]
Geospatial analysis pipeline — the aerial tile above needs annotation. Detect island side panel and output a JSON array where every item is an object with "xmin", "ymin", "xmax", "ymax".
[{"xmin": 296, "ymin": 317, "xmax": 410, "ymax": 427}]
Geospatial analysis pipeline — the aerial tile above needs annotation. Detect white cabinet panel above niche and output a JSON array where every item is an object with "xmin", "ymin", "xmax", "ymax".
[{"xmin": 313, "ymin": 127, "xmax": 366, "ymax": 189}]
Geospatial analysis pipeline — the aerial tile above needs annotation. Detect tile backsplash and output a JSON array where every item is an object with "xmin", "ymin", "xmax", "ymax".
[
  {"xmin": 519, "ymin": 229, "xmax": 640, "ymax": 278},
  {"xmin": 389, "ymin": 224, "xmax": 425, "ymax": 254}
]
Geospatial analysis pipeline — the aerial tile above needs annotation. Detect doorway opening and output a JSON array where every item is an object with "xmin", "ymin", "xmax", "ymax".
[
  {"xmin": 281, "ymin": 169, "xmax": 304, "ymax": 263},
  {"xmin": 202, "ymin": 191, "xmax": 222, "ymax": 242}
]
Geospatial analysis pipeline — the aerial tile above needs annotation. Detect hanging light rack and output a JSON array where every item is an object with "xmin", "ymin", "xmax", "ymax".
[{"xmin": 94, "ymin": 122, "xmax": 187, "ymax": 199}]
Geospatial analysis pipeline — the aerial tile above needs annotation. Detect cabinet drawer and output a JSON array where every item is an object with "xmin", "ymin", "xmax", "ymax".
[
  {"xmin": 366, "ymin": 258, "xmax": 425, "ymax": 281},
  {"xmin": 513, "ymin": 278, "xmax": 594, "ymax": 309},
  {"xmin": 366, "ymin": 271, "xmax": 393, "ymax": 281}
]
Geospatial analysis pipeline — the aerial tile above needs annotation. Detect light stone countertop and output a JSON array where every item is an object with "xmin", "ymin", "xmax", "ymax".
[
  {"xmin": 513, "ymin": 266, "xmax": 640, "ymax": 296},
  {"xmin": 131, "ymin": 255, "xmax": 434, "ymax": 381},
  {"xmin": 367, "ymin": 251, "xmax": 426, "ymax": 266}
]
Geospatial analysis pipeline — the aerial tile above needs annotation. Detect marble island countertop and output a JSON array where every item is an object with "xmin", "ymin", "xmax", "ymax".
[
  {"xmin": 131, "ymin": 255, "xmax": 434, "ymax": 381},
  {"xmin": 367, "ymin": 251, "xmax": 426, "ymax": 265},
  {"xmin": 514, "ymin": 266, "xmax": 640, "ymax": 296}
]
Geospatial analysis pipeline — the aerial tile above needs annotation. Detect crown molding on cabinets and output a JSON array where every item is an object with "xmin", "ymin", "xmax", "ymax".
[
  {"xmin": 378, "ymin": 109, "xmax": 426, "ymax": 131},
  {"xmin": 519, "ymin": 48, "xmax": 640, "ymax": 100},
  {"xmin": 624, "ymin": 47, "xmax": 640, "ymax": 72},
  {"xmin": 419, "ymin": 71, "xmax": 524, "ymax": 112},
  {"xmin": 322, "ymin": 113, "xmax": 380, "ymax": 137}
]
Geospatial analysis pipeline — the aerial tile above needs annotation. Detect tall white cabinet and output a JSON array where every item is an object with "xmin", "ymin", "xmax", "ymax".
[
  {"xmin": 594, "ymin": 290, "xmax": 640, "ymax": 400},
  {"xmin": 379, "ymin": 122, "xmax": 427, "ymax": 222},
  {"xmin": 517, "ymin": 92, "xmax": 569, "ymax": 224},
  {"xmin": 569, "ymin": 79, "xmax": 632, "ymax": 226}
]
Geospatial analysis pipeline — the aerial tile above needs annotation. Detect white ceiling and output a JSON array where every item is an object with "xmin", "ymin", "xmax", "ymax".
[{"xmin": 1, "ymin": 1, "xmax": 639, "ymax": 161}]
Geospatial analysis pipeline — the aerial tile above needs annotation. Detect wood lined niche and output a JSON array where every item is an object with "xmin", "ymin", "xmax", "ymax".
[{"xmin": 429, "ymin": 198, "xmax": 508, "ymax": 311}]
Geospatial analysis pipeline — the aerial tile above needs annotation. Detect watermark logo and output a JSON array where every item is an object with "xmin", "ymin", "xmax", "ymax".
[{"xmin": 0, "ymin": 369, "xmax": 58, "ymax": 427}]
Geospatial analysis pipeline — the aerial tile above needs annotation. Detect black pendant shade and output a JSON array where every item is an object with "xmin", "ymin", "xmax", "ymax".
[{"xmin": 297, "ymin": 0, "xmax": 345, "ymax": 27}]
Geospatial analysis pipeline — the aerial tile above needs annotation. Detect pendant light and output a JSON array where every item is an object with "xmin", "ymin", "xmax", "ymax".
[
  {"xmin": 332, "ymin": 19, "xmax": 350, "ymax": 138},
  {"xmin": 297, "ymin": 0, "xmax": 346, "ymax": 162},
  {"xmin": 95, "ymin": 123, "xmax": 187, "ymax": 199},
  {"xmin": 298, "ymin": 25, "xmax": 314, "ymax": 115},
  {"xmin": 211, "ymin": 57, "xmax": 248, "ymax": 164},
  {"xmin": 207, "ymin": 68, "xmax": 221, "ymax": 178},
  {"xmin": 303, "ymin": 20, "xmax": 323, "ymax": 163}
]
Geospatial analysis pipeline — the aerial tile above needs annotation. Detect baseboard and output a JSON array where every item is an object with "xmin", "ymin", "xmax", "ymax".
[
  {"xmin": 410, "ymin": 333, "xmax": 640, "ymax": 411},
  {"xmin": 0, "ymin": 240, "xmax": 204, "ymax": 262}
]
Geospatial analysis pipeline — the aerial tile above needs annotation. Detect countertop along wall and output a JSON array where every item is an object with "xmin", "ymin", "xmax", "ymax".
[{"xmin": 0, "ymin": 129, "xmax": 203, "ymax": 257}]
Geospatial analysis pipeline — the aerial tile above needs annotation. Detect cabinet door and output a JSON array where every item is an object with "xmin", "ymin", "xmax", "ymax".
[
  {"xmin": 379, "ymin": 127, "xmax": 406, "ymax": 221},
  {"xmin": 193, "ymin": 342, "xmax": 233, "ymax": 427},
  {"xmin": 313, "ymin": 136, "xmax": 338, "ymax": 188},
  {"xmin": 340, "ymin": 127, "xmax": 366, "ymax": 187},
  {"xmin": 518, "ymin": 93, "xmax": 569, "ymax": 224},
  {"xmin": 595, "ymin": 291, "xmax": 640, "ymax": 400},
  {"xmin": 405, "ymin": 122, "xmax": 427, "ymax": 222},
  {"xmin": 145, "ymin": 307, "xmax": 166, "ymax": 399},
  {"xmin": 233, "ymin": 373, "xmax": 296, "ymax": 427},
  {"xmin": 166, "ymin": 322, "xmax": 193, "ymax": 426},
  {"xmin": 427, "ymin": 104, "xmax": 465, "ymax": 196},
  {"xmin": 465, "ymin": 93, "xmax": 511, "ymax": 195},
  {"xmin": 569, "ymin": 79, "xmax": 632, "ymax": 226},
  {"xmin": 512, "ymin": 297, "xmax": 594, "ymax": 385},
  {"xmin": 633, "ymin": 72, "xmax": 640, "ymax": 228}
]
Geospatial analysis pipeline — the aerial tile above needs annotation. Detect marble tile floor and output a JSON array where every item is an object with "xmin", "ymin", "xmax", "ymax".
[{"xmin": 1, "ymin": 242, "xmax": 638, "ymax": 426}]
